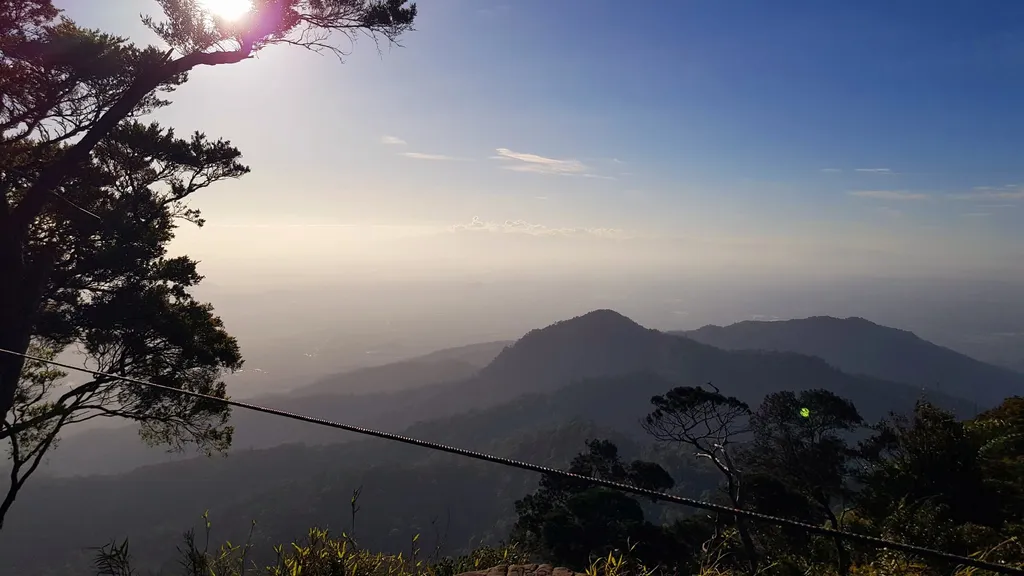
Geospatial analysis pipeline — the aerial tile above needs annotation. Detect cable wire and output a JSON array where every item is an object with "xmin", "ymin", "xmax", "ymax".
[{"xmin": 1, "ymin": 347, "xmax": 1021, "ymax": 575}]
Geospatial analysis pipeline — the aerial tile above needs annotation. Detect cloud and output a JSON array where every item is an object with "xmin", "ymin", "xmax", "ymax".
[
  {"xmin": 380, "ymin": 135, "xmax": 407, "ymax": 145},
  {"xmin": 855, "ymin": 168, "xmax": 892, "ymax": 173},
  {"xmin": 491, "ymin": 148, "xmax": 590, "ymax": 176},
  {"xmin": 450, "ymin": 216, "xmax": 628, "ymax": 238},
  {"xmin": 820, "ymin": 168, "xmax": 843, "ymax": 173},
  {"xmin": 850, "ymin": 190, "xmax": 929, "ymax": 201},
  {"xmin": 400, "ymin": 152, "xmax": 463, "ymax": 161},
  {"xmin": 963, "ymin": 212, "xmax": 992, "ymax": 217},
  {"xmin": 949, "ymin": 185, "xmax": 1024, "ymax": 201}
]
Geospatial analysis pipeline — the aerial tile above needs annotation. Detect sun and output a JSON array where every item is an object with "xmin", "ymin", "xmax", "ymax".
[{"xmin": 198, "ymin": 0, "xmax": 253, "ymax": 21}]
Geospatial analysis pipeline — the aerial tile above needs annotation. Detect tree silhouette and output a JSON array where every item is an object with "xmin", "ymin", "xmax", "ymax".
[
  {"xmin": 741, "ymin": 389, "xmax": 863, "ymax": 575},
  {"xmin": 512, "ymin": 439, "xmax": 688, "ymax": 571},
  {"xmin": 0, "ymin": 0, "xmax": 416, "ymax": 424},
  {"xmin": 640, "ymin": 383, "xmax": 759, "ymax": 574},
  {"xmin": 0, "ymin": 119, "xmax": 248, "ymax": 528}
]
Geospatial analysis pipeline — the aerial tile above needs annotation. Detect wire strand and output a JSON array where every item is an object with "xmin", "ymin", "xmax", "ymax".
[
  {"xmin": 49, "ymin": 191, "xmax": 102, "ymax": 220},
  {"xmin": 1, "ymin": 347, "xmax": 1021, "ymax": 575}
]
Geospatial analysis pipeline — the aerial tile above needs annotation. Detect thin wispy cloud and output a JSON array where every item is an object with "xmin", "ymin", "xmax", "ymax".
[
  {"xmin": 450, "ymin": 216, "xmax": 628, "ymax": 238},
  {"xmin": 400, "ymin": 152, "xmax": 462, "ymax": 161},
  {"xmin": 949, "ymin": 185, "xmax": 1024, "ymax": 201},
  {"xmin": 491, "ymin": 148, "xmax": 590, "ymax": 176},
  {"xmin": 850, "ymin": 190, "xmax": 929, "ymax": 201},
  {"xmin": 855, "ymin": 168, "xmax": 893, "ymax": 173},
  {"xmin": 380, "ymin": 135, "xmax": 407, "ymax": 145},
  {"xmin": 963, "ymin": 212, "xmax": 992, "ymax": 218}
]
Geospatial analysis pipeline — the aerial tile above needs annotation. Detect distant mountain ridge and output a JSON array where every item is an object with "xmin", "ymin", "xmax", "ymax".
[
  {"xmin": 678, "ymin": 316, "xmax": 1024, "ymax": 406},
  {"xmin": 43, "ymin": 310, "xmax": 977, "ymax": 477},
  {"xmin": 292, "ymin": 340, "xmax": 510, "ymax": 397},
  {"xmin": 2, "ymin": 311, "xmax": 982, "ymax": 574}
]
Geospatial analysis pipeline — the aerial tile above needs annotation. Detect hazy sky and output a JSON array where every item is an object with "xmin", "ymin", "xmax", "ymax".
[{"xmin": 56, "ymin": 0, "xmax": 1024, "ymax": 285}]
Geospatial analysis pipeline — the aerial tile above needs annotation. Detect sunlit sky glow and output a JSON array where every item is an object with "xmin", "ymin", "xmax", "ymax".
[
  {"xmin": 198, "ymin": 0, "xmax": 252, "ymax": 21},
  {"xmin": 54, "ymin": 0, "xmax": 1024, "ymax": 286}
]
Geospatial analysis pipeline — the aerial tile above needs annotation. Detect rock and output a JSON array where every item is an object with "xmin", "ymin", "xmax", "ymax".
[{"xmin": 456, "ymin": 564, "xmax": 584, "ymax": 576}]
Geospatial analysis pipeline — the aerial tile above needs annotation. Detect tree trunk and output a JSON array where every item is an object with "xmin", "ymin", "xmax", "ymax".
[
  {"xmin": 0, "ymin": 235, "xmax": 54, "ymax": 421},
  {"xmin": 726, "ymin": 476, "xmax": 759, "ymax": 576},
  {"xmin": 0, "ymin": 232, "xmax": 31, "ymax": 420},
  {"xmin": 825, "ymin": 508, "xmax": 850, "ymax": 575}
]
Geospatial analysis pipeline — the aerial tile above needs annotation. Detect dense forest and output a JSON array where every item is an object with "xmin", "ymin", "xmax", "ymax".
[{"xmin": 81, "ymin": 385, "xmax": 1024, "ymax": 576}]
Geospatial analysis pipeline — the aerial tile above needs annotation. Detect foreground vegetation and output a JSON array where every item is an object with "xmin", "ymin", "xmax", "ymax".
[
  {"xmin": 92, "ymin": 389, "xmax": 1023, "ymax": 576},
  {"xmin": 506, "ymin": 389, "xmax": 1024, "ymax": 576},
  {"xmin": 92, "ymin": 520, "xmax": 1023, "ymax": 576}
]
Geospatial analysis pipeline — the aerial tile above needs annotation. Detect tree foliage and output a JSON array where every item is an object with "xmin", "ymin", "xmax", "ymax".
[
  {"xmin": 514, "ymin": 385, "xmax": 1024, "ymax": 576},
  {"xmin": 0, "ymin": 0, "xmax": 416, "ymax": 428},
  {"xmin": 0, "ymin": 117, "xmax": 248, "ymax": 528},
  {"xmin": 0, "ymin": 0, "xmax": 417, "ymax": 531},
  {"xmin": 512, "ymin": 439, "xmax": 710, "ymax": 573},
  {"xmin": 640, "ymin": 384, "xmax": 759, "ymax": 574},
  {"xmin": 741, "ymin": 390, "xmax": 864, "ymax": 574}
]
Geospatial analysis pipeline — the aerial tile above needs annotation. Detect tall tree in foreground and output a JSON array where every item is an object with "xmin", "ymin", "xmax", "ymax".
[
  {"xmin": 640, "ymin": 384, "xmax": 759, "ymax": 574},
  {"xmin": 856, "ymin": 399, "xmax": 1024, "ymax": 567},
  {"xmin": 0, "ymin": 0, "xmax": 417, "ymax": 423},
  {"xmin": 0, "ymin": 120, "xmax": 249, "ymax": 529},
  {"xmin": 741, "ymin": 389, "xmax": 863, "ymax": 575},
  {"xmin": 513, "ymin": 439, "xmax": 699, "ymax": 572}
]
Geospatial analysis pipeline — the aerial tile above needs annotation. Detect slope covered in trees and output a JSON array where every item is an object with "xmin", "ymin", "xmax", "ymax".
[
  {"xmin": 0, "ymin": 323, "xmax": 978, "ymax": 576},
  {"xmin": 680, "ymin": 316, "xmax": 1024, "ymax": 406},
  {"xmin": 15, "ymin": 388, "xmax": 1022, "ymax": 575},
  {"xmin": 43, "ymin": 311, "xmax": 973, "ymax": 477}
]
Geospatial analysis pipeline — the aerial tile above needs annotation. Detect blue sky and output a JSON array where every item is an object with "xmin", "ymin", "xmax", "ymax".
[{"xmin": 59, "ymin": 0, "xmax": 1024, "ymax": 281}]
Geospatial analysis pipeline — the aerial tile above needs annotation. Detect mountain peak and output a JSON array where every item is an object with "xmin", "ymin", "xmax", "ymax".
[
  {"xmin": 558, "ymin": 309, "xmax": 644, "ymax": 330},
  {"xmin": 479, "ymin": 310, "xmax": 665, "ymax": 390},
  {"xmin": 682, "ymin": 315, "xmax": 1023, "ymax": 407}
]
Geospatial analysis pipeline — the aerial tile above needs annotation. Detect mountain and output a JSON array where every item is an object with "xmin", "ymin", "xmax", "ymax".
[
  {"xmin": 43, "ymin": 342, "xmax": 509, "ymax": 476},
  {"xmin": 2, "ymin": 310, "xmax": 984, "ymax": 573},
  {"xmin": 0, "ymin": 366, "xmax": 970, "ymax": 575},
  {"xmin": 44, "ymin": 311, "xmax": 973, "ymax": 478},
  {"xmin": 678, "ymin": 316, "xmax": 1024, "ymax": 407},
  {"xmin": 397, "ymin": 310, "xmax": 972, "ymax": 424},
  {"xmin": 292, "ymin": 340, "xmax": 510, "ymax": 397}
]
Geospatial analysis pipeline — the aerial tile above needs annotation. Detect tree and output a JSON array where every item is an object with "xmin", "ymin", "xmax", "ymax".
[
  {"xmin": 858, "ymin": 401, "xmax": 999, "ymax": 531},
  {"xmin": 0, "ymin": 118, "xmax": 252, "ymax": 529},
  {"xmin": 741, "ymin": 389, "xmax": 863, "ymax": 575},
  {"xmin": 0, "ymin": 0, "xmax": 417, "ymax": 423},
  {"xmin": 640, "ymin": 383, "xmax": 759, "ymax": 574},
  {"xmin": 969, "ymin": 396, "xmax": 1024, "ymax": 519},
  {"xmin": 0, "ymin": 344, "xmax": 66, "ymax": 529},
  {"xmin": 512, "ymin": 439, "xmax": 695, "ymax": 571},
  {"xmin": 852, "ymin": 400, "xmax": 1024, "ymax": 570}
]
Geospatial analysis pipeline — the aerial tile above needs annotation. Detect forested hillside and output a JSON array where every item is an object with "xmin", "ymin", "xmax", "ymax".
[
  {"xmin": 0, "ymin": 311, "xmax": 987, "ymax": 574},
  {"xmin": 680, "ymin": 316, "xmax": 1024, "ymax": 406},
  {"xmin": 44, "ymin": 311, "xmax": 976, "ymax": 477}
]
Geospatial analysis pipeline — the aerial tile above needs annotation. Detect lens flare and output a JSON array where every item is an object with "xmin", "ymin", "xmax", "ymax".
[{"xmin": 198, "ymin": 0, "xmax": 253, "ymax": 21}]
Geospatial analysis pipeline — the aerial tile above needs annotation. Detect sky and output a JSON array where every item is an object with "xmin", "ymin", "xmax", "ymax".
[
  {"xmin": 24, "ymin": 0, "xmax": 1023, "ymax": 407},
  {"xmin": 51, "ymin": 0, "xmax": 1024, "ymax": 286}
]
